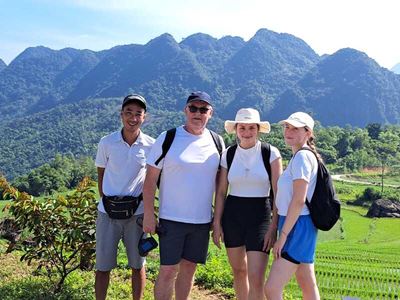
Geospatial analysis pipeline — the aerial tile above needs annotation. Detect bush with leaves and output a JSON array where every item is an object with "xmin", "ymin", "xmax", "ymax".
[{"xmin": 1, "ymin": 176, "xmax": 97, "ymax": 293}]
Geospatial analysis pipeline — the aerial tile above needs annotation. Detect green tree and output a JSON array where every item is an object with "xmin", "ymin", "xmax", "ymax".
[
  {"xmin": 375, "ymin": 131, "xmax": 400, "ymax": 193},
  {"xmin": 13, "ymin": 154, "xmax": 96, "ymax": 196},
  {"xmin": 366, "ymin": 123, "xmax": 382, "ymax": 140},
  {"xmin": 2, "ymin": 176, "xmax": 97, "ymax": 292}
]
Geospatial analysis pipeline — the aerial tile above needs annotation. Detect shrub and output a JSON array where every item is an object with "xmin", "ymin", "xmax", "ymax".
[
  {"xmin": 356, "ymin": 188, "xmax": 381, "ymax": 203},
  {"xmin": 1, "ymin": 176, "xmax": 97, "ymax": 293}
]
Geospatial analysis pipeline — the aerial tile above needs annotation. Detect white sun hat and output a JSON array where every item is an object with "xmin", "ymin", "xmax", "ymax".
[
  {"xmin": 225, "ymin": 108, "xmax": 271, "ymax": 134},
  {"xmin": 279, "ymin": 112, "xmax": 315, "ymax": 130}
]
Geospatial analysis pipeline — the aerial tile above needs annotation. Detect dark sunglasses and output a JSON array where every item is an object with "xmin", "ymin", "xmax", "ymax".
[{"xmin": 187, "ymin": 105, "xmax": 210, "ymax": 114}]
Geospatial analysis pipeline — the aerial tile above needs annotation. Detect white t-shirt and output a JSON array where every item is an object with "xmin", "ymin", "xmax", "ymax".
[
  {"xmin": 95, "ymin": 130, "xmax": 155, "ymax": 215},
  {"xmin": 147, "ymin": 126, "xmax": 224, "ymax": 224},
  {"xmin": 220, "ymin": 141, "xmax": 281, "ymax": 197},
  {"xmin": 276, "ymin": 149, "xmax": 318, "ymax": 216}
]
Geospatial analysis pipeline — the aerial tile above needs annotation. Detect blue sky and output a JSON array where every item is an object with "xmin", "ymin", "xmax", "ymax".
[{"xmin": 1, "ymin": 0, "xmax": 399, "ymax": 69}]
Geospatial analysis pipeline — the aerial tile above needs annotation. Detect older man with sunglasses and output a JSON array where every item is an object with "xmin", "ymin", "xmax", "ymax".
[{"xmin": 143, "ymin": 91, "xmax": 225, "ymax": 300}]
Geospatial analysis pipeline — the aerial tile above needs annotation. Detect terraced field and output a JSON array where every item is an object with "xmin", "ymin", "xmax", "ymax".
[{"xmin": 281, "ymin": 208, "xmax": 400, "ymax": 299}]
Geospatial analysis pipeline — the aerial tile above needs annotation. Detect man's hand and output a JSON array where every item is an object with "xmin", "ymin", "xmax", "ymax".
[{"xmin": 143, "ymin": 213, "xmax": 157, "ymax": 235}]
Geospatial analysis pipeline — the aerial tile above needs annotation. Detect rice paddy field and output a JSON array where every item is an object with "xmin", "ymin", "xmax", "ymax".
[
  {"xmin": 197, "ymin": 205, "xmax": 400, "ymax": 299},
  {"xmin": 289, "ymin": 207, "xmax": 399, "ymax": 299}
]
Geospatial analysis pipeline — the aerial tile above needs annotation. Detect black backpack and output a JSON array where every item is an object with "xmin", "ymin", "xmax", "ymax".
[
  {"xmin": 226, "ymin": 142, "xmax": 273, "ymax": 200},
  {"xmin": 295, "ymin": 148, "xmax": 341, "ymax": 231},
  {"xmin": 154, "ymin": 128, "xmax": 223, "ymax": 185}
]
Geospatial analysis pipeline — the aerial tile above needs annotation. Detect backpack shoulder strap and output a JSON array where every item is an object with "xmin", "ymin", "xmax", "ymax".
[
  {"xmin": 295, "ymin": 147, "xmax": 318, "ymax": 159},
  {"xmin": 226, "ymin": 144, "xmax": 238, "ymax": 172},
  {"xmin": 295, "ymin": 147, "xmax": 321, "ymax": 205},
  {"xmin": 209, "ymin": 130, "xmax": 223, "ymax": 156},
  {"xmin": 155, "ymin": 128, "xmax": 176, "ymax": 166},
  {"xmin": 261, "ymin": 143, "xmax": 273, "ymax": 199},
  {"xmin": 260, "ymin": 142, "xmax": 271, "ymax": 180}
]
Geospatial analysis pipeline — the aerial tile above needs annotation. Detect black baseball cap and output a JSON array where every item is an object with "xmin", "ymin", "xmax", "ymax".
[
  {"xmin": 122, "ymin": 94, "xmax": 147, "ymax": 111},
  {"xmin": 186, "ymin": 91, "xmax": 213, "ymax": 106}
]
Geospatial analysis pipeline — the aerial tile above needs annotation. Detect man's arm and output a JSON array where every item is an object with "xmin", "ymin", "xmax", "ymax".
[
  {"xmin": 143, "ymin": 165, "xmax": 161, "ymax": 234},
  {"xmin": 97, "ymin": 167, "xmax": 105, "ymax": 198}
]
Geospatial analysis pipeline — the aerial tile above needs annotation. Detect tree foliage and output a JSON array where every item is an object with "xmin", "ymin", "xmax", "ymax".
[
  {"xmin": 13, "ymin": 154, "xmax": 97, "ymax": 196},
  {"xmin": 1, "ymin": 176, "xmax": 97, "ymax": 293},
  {"xmin": 222, "ymin": 123, "xmax": 400, "ymax": 174}
]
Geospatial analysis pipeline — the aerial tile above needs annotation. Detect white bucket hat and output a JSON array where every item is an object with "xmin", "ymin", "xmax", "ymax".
[
  {"xmin": 279, "ymin": 112, "xmax": 315, "ymax": 130},
  {"xmin": 225, "ymin": 108, "xmax": 271, "ymax": 134}
]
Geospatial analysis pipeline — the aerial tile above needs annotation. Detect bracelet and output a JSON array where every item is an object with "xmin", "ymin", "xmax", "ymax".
[{"xmin": 280, "ymin": 230, "xmax": 288, "ymax": 236}]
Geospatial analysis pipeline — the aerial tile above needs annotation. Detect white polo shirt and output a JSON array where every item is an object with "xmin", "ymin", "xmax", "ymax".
[
  {"xmin": 95, "ymin": 130, "xmax": 155, "ymax": 215},
  {"xmin": 147, "ymin": 126, "xmax": 224, "ymax": 224}
]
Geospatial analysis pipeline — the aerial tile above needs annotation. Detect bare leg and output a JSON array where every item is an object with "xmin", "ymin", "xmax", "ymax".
[
  {"xmin": 247, "ymin": 251, "xmax": 268, "ymax": 300},
  {"xmin": 132, "ymin": 267, "xmax": 146, "ymax": 300},
  {"xmin": 226, "ymin": 247, "xmax": 249, "ymax": 300},
  {"xmin": 95, "ymin": 270, "xmax": 110, "ymax": 300},
  {"xmin": 295, "ymin": 263, "xmax": 320, "ymax": 300},
  {"xmin": 154, "ymin": 264, "xmax": 179, "ymax": 300},
  {"xmin": 264, "ymin": 258, "xmax": 298, "ymax": 300},
  {"xmin": 175, "ymin": 259, "xmax": 197, "ymax": 300}
]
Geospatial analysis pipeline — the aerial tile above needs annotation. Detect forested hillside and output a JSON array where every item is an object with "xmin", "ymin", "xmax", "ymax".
[{"xmin": 1, "ymin": 27, "xmax": 400, "ymax": 179}]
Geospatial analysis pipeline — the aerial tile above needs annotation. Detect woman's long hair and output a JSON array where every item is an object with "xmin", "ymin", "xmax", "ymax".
[{"xmin": 305, "ymin": 127, "xmax": 322, "ymax": 162}]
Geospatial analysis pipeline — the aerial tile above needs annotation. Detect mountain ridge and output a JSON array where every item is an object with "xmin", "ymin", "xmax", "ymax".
[
  {"xmin": 1, "ymin": 28, "xmax": 400, "ymax": 179},
  {"xmin": 1, "ymin": 28, "xmax": 398, "ymax": 127}
]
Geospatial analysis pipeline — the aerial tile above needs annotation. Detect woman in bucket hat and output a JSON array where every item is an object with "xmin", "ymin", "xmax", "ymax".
[
  {"xmin": 213, "ymin": 108, "xmax": 282, "ymax": 300},
  {"xmin": 264, "ymin": 112, "xmax": 320, "ymax": 299}
]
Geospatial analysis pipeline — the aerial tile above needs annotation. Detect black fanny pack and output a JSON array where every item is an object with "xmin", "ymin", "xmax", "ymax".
[{"xmin": 103, "ymin": 194, "xmax": 143, "ymax": 219}]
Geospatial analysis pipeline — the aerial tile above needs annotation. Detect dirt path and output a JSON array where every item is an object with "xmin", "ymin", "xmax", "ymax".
[
  {"xmin": 332, "ymin": 174, "xmax": 400, "ymax": 188},
  {"xmin": 191, "ymin": 286, "xmax": 230, "ymax": 299}
]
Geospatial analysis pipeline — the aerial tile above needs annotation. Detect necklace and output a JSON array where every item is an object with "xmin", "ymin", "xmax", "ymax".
[{"xmin": 237, "ymin": 143, "xmax": 258, "ymax": 177}]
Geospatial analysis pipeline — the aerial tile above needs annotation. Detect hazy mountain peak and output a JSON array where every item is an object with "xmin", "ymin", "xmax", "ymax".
[
  {"xmin": 391, "ymin": 63, "xmax": 400, "ymax": 74},
  {"xmin": 324, "ymin": 48, "xmax": 380, "ymax": 71},
  {"xmin": 146, "ymin": 33, "xmax": 177, "ymax": 47},
  {"xmin": 14, "ymin": 45, "xmax": 53, "ymax": 61},
  {"xmin": 0, "ymin": 58, "xmax": 6, "ymax": 72},
  {"xmin": 180, "ymin": 33, "xmax": 218, "ymax": 51}
]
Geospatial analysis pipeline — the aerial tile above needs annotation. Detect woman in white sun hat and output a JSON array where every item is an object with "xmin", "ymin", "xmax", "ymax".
[
  {"xmin": 264, "ymin": 111, "xmax": 320, "ymax": 300},
  {"xmin": 213, "ymin": 108, "xmax": 282, "ymax": 300}
]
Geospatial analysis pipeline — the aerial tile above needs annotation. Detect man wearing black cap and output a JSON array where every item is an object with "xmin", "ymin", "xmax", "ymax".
[
  {"xmin": 143, "ymin": 91, "xmax": 224, "ymax": 300},
  {"xmin": 94, "ymin": 94, "xmax": 154, "ymax": 300}
]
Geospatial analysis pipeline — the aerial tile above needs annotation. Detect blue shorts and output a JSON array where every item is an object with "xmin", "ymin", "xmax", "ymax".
[{"xmin": 278, "ymin": 215, "xmax": 317, "ymax": 264}]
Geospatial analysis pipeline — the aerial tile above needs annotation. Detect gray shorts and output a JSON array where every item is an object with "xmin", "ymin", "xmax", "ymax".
[
  {"xmin": 95, "ymin": 211, "xmax": 145, "ymax": 271},
  {"xmin": 159, "ymin": 219, "xmax": 211, "ymax": 266}
]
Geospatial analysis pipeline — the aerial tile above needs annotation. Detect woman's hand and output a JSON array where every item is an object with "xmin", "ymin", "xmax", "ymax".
[
  {"xmin": 273, "ymin": 233, "xmax": 287, "ymax": 259},
  {"xmin": 212, "ymin": 222, "xmax": 224, "ymax": 249},
  {"xmin": 263, "ymin": 226, "xmax": 277, "ymax": 252}
]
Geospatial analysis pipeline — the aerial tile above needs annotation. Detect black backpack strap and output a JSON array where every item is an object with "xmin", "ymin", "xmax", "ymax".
[
  {"xmin": 294, "ymin": 147, "xmax": 319, "ymax": 205},
  {"xmin": 261, "ymin": 143, "xmax": 273, "ymax": 199},
  {"xmin": 226, "ymin": 144, "xmax": 238, "ymax": 172},
  {"xmin": 155, "ymin": 128, "xmax": 176, "ymax": 166},
  {"xmin": 209, "ymin": 130, "xmax": 223, "ymax": 156}
]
